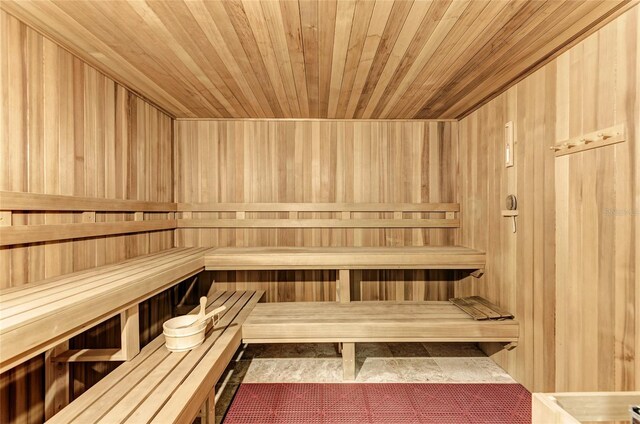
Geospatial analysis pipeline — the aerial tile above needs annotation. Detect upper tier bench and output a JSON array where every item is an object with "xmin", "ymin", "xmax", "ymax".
[
  {"xmin": 203, "ymin": 246, "xmax": 485, "ymax": 270},
  {"xmin": 46, "ymin": 290, "xmax": 264, "ymax": 424},
  {"xmin": 0, "ymin": 247, "xmax": 208, "ymax": 373}
]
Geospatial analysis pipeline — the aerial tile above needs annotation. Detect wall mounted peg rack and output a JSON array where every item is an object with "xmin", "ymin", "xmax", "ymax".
[{"xmin": 550, "ymin": 123, "xmax": 626, "ymax": 157}]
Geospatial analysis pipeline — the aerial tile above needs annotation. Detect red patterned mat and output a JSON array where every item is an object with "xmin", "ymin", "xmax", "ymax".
[{"xmin": 223, "ymin": 383, "xmax": 531, "ymax": 423}]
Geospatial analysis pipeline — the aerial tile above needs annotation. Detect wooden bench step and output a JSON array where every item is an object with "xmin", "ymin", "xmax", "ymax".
[{"xmin": 46, "ymin": 290, "xmax": 263, "ymax": 424}]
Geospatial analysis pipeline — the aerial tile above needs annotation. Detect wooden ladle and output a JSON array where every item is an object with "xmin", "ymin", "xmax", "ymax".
[{"xmin": 174, "ymin": 297, "xmax": 226, "ymax": 329}]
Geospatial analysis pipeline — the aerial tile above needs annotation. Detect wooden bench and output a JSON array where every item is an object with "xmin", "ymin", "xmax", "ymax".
[
  {"xmin": 242, "ymin": 300, "xmax": 519, "ymax": 380},
  {"xmin": 204, "ymin": 246, "xmax": 485, "ymax": 302},
  {"xmin": 46, "ymin": 290, "xmax": 263, "ymax": 424},
  {"xmin": 0, "ymin": 247, "xmax": 209, "ymax": 373},
  {"xmin": 204, "ymin": 246, "xmax": 485, "ymax": 271}
]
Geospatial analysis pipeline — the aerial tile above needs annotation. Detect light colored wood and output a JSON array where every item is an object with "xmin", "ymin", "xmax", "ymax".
[
  {"xmin": 178, "ymin": 202, "xmax": 460, "ymax": 212},
  {"xmin": 178, "ymin": 218, "xmax": 458, "ymax": 229},
  {"xmin": 457, "ymin": 5, "xmax": 639, "ymax": 394},
  {"xmin": 553, "ymin": 123, "xmax": 626, "ymax": 156},
  {"xmin": 44, "ymin": 345, "xmax": 68, "ymax": 420},
  {"xmin": 532, "ymin": 392, "xmax": 640, "ymax": 423},
  {"xmin": 450, "ymin": 297, "xmax": 514, "ymax": 321},
  {"xmin": 175, "ymin": 119, "xmax": 460, "ymax": 302},
  {"xmin": 0, "ymin": 247, "xmax": 208, "ymax": 374},
  {"xmin": 0, "ymin": 211, "xmax": 13, "ymax": 226},
  {"xmin": 0, "ymin": 1, "xmax": 629, "ymax": 118},
  {"xmin": 0, "ymin": 219, "xmax": 177, "ymax": 246},
  {"xmin": 201, "ymin": 390, "xmax": 215, "ymax": 424},
  {"xmin": 342, "ymin": 342, "xmax": 355, "ymax": 381},
  {"xmin": 120, "ymin": 305, "xmax": 140, "ymax": 360},
  {"xmin": 338, "ymin": 269, "xmax": 350, "ymax": 304},
  {"xmin": 242, "ymin": 301, "xmax": 519, "ymax": 343},
  {"xmin": 45, "ymin": 291, "xmax": 263, "ymax": 424},
  {"xmin": 51, "ymin": 305, "xmax": 139, "ymax": 363},
  {"xmin": 51, "ymin": 348, "xmax": 125, "ymax": 363},
  {"xmin": 204, "ymin": 246, "xmax": 485, "ymax": 271},
  {"xmin": 0, "ymin": 11, "xmax": 175, "ymax": 422},
  {"xmin": 0, "ymin": 190, "xmax": 176, "ymax": 211}
]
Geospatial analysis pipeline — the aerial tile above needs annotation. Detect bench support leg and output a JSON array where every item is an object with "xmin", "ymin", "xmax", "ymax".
[
  {"xmin": 338, "ymin": 269, "xmax": 351, "ymax": 303},
  {"xmin": 45, "ymin": 343, "xmax": 69, "ymax": 420},
  {"xmin": 120, "ymin": 305, "xmax": 140, "ymax": 360},
  {"xmin": 342, "ymin": 342, "xmax": 356, "ymax": 381},
  {"xmin": 201, "ymin": 390, "xmax": 216, "ymax": 424},
  {"xmin": 50, "ymin": 305, "xmax": 140, "ymax": 363}
]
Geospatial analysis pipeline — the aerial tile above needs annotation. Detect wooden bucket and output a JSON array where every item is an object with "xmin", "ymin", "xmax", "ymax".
[{"xmin": 163, "ymin": 315, "xmax": 208, "ymax": 352}]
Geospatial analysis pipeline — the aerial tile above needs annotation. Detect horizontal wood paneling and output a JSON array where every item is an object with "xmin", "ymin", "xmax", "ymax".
[
  {"xmin": 0, "ymin": 191, "xmax": 176, "ymax": 211},
  {"xmin": 0, "ymin": 11, "xmax": 174, "ymax": 424},
  {"xmin": 0, "ymin": 0, "xmax": 631, "ymax": 118},
  {"xmin": 457, "ymin": 4, "xmax": 639, "ymax": 393},
  {"xmin": 174, "ymin": 119, "xmax": 459, "ymax": 301}
]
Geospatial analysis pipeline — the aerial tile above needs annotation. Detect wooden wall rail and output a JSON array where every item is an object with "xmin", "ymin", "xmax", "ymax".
[
  {"xmin": 0, "ymin": 221, "xmax": 177, "ymax": 247},
  {"xmin": 177, "ymin": 203, "xmax": 460, "ymax": 212},
  {"xmin": 0, "ymin": 191, "xmax": 177, "ymax": 246},
  {"xmin": 177, "ymin": 203, "xmax": 460, "ymax": 229},
  {"xmin": 177, "ymin": 219, "xmax": 458, "ymax": 229},
  {"xmin": 0, "ymin": 191, "xmax": 176, "ymax": 211},
  {"xmin": 0, "ymin": 196, "xmax": 460, "ymax": 245}
]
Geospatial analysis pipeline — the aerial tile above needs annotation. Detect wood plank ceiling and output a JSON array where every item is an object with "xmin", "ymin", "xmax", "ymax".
[{"xmin": 1, "ymin": 0, "xmax": 631, "ymax": 119}]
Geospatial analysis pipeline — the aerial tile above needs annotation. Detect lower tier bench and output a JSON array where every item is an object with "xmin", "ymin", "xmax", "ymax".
[
  {"xmin": 242, "ymin": 300, "xmax": 518, "ymax": 380},
  {"xmin": 46, "ymin": 290, "xmax": 264, "ymax": 424},
  {"xmin": 0, "ymin": 247, "xmax": 209, "ymax": 373}
]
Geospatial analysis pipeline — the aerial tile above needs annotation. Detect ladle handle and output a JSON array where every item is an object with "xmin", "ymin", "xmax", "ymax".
[
  {"xmin": 198, "ymin": 297, "xmax": 207, "ymax": 318},
  {"xmin": 201, "ymin": 305, "xmax": 227, "ymax": 323}
]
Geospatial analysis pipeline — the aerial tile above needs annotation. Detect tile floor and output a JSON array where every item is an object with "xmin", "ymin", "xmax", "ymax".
[{"xmin": 211, "ymin": 342, "xmax": 514, "ymax": 423}]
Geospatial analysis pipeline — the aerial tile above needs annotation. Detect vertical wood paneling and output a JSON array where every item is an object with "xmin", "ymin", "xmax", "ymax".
[
  {"xmin": 174, "ymin": 119, "xmax": 459, "ymax": 302},
  {"xmin": 0, "ymin": 11, "xmax": 174, "ymax": 424},
  {"xmin": 457, "ymin": 5, "xmax": 638, "ymax": 393}
]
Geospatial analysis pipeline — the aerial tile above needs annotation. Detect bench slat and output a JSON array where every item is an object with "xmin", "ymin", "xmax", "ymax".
[
  {"xmin": 46, "ymin": 291, "xmax": 263, "ymax": 424},
  {"xmin": 101, "ymin": 293, "xmax": 246, "ymax": 422},
  {"xmin": 86, "ymin": 294, "xmax": 242, "ymax": 423},
  {"xmin": 0, "ymin": 247, "xmax": 210, "ymax": 373},
  {"xmin": 151, "ymin": 291, "xmax": 263, "ymax": 424},
  {"xmin": 45, "ymin": 291, "xmax": 232, "ymax": 424},
  {"xmin": 1, "ymin": 249, "xmax": 202, "ymax": 317},
  {"xmin": 128, "ymin": 292, "xmax": 256, "ymax": 423},
  {"xmin": 0, "ymin": 248, "xmax": 190, "ymax": 300}
]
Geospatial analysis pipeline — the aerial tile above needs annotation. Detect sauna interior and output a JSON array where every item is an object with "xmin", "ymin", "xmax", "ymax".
[{"xmin": 0, "ymin": 1, "xmax": 639, "ymax": 423}]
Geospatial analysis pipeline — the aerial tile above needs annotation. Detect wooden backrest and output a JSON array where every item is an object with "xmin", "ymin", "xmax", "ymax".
[
  {"xmin": 0, "ymin": 191, "xmax": 176, "ymax": 246},
  {"xmin": 0, "ymin": 191, "xmax": 460, "ymax": 246},
  {"xmin": 177, "ymin": 202, "xmax": 460, "ymax": 229}
]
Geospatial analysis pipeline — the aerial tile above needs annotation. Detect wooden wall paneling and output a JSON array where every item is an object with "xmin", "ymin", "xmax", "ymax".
[
  {"xmin": 0, "ymin": 12, "xmax": 174, "ymax": 423},
  {"xmin": 174, "ymin": 120, "xmax": 459, "ymax": 302},
  {"xmin": 457, "ymin": 5, "xmax": 638, "ymax": 393}
]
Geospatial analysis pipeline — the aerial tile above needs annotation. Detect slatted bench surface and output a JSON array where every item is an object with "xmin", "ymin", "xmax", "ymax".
[
  {"xmin": 204, "ymin": 246, "xmax": 485, "ymax": 270},
  {"xmin": 242, "ymin": 301, "xmax": 519, "ymax": 343},
  {"xmin": 0, "ymin": 247, "xmax": 209, "ymax": 374},
  {"xmin": 46, "ymin": 290, "xmax": 263, "ymax": 424}
]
